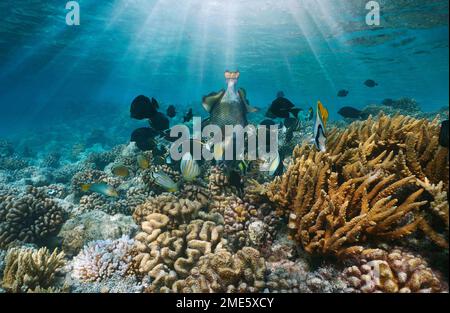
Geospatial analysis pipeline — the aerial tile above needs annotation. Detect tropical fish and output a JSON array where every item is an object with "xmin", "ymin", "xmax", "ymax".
[
  {"xmin": 439, "ymin": 120, "xmax": 449, "ymax": 148},
  {"xmin": 183, "ymin": 108, "xmax": 193, "ymax": 123},
  {"xmin": 202, "ymin": 71, "xmax": 258, "ymax": 130},
  {"xmin": 266, "ymin": 91, "xmax": 300, "ymax": 119},
  {"xmin": 313, "ymin": 101, "xmax": 328, "ymax": 152},
  {"xmin": 338, "ymin": 106, "xmax": 364, "ymax": 119},
  {"xmin": 180, "ymin": 153, "xmax": 201, "ymax": 181},
  {"xmin": 266, "ymin": 151, "xmax": 281, "ymax": 176},
  {"xmin": 130, "ymin": 95, "xmax": 159, "ymax": 120},
  {"xmin": 284, "ymin": 117, "xmax": 299, "ymax": 129},
  {"xmin": 137, "ymin": 154, "xmax": 150, "ymax": 169},
  {"xmin": 149, "ymin": 112, "xmax": 170, "ymax": 131},
  {"xmin": 112, "ymin": 164, "xmax": 130, "ymax": 177},
  {"xmin": 337, "ymin": 89, "xmax": 349, "ymax": 97},
  {"xmin": 81, "ymin": 183, "xmax": 118, "ymax": 197},
  {"xmin": 364, "ymin": 79, "xmax": 378, "ymax": 87},
  {"xmin": 166, "ymin": 105, "xmax": 177, "ymax": 118},
  {"xmin": 151, "ymin": 171, "xmax": 178, "ymax": 192},
  {"xmin": 130, "ymin": 127, "xmax": 158, "ymax": 151}
]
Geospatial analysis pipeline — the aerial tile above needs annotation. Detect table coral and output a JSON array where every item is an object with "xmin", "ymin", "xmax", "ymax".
[
  {"xmin": 2, "ymin": 246, "xmax": 65, "ymax": 293},
  {"xmin": 0, "ymin": 186, "xmax": 65, "ymax": 249}
]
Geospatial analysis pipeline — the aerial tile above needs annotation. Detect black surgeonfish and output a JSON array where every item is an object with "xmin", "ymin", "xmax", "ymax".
[
  {"xmin": 338, "ymin": 106, "xmax": 364, "ymax": 119},
  {"xmin": 364, "ymin": 79, "xmax": 378, "ymax": 87},
  {"xmin": 149, "ymin": 112, "xmax": 170, "ymax": 131},
  {"xmin": 130, "ymin": 95, "xmax": 159, "ymax": 119},
  {"xmin": 337, "ymin": 89, "xmax": 349, "ymax": 97},
  {"xmin": 439, "ymin": 120, "xmax": 449, "ymax": 148},
  {"xmin": 167, "ymin": 105, "xmax": 177, "ymax": 118},
  {"xmin": 130, "ymin": 127, "xmax": 158, "ymax": 151},
  {"xmin": 266, "ymin": 91, "xmax": 301, "ymax": 119}
]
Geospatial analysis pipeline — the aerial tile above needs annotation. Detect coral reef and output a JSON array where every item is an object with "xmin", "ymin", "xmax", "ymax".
[
  {"xmin": 71, "ymin": 236, "xmax": 136, "ymax": 282},
  {"xmin": 2, "ymin": 246, "xmax": 65, "ymax": 293},
  {"xmin": 265, "ymin": 114, "xmax": 449, "ymax": 256},
  {"xmin": 58, "ymin": 210, "xmax": 137, "ymax": 256},
  {"xmin": 172, "ymin": 247, "xmax": 266, "ymax": 293},
  {"xmin": 133, "ymin": 212, "xmax": 228, "ymax": 292},
  {"xmin": 342, "ymin": 247, "xmax": 448, "ymax": 293},
  {"xmin": 0, "ymin": 186, "xmax": 65, "ymax": 249}
]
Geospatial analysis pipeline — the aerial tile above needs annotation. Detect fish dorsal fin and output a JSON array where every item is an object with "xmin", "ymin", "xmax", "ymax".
[
  {"xmin": 317, "ymin": 101, "xmax": 329, "ymax": 128},
  {"xmin": 238, "ymin": 88, "xmax": 259, "ymax": 113},
  {"xmin": 202, "ymin": 90, "xmax": 225, "ymax": 113}
]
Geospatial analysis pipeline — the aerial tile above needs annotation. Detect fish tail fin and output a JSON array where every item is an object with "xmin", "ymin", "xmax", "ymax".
[
  {"xmin": 81, "ymin": 184, "xmax": 91, "ymax": 192},
  {"xmin": 290, "ymin": 108, "xmax": 301, "ymax": 118}
]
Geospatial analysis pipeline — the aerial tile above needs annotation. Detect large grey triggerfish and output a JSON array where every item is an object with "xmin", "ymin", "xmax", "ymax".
[{"xmin": 202, "ymin": 71, "xmax": 258, "ymax": 130}]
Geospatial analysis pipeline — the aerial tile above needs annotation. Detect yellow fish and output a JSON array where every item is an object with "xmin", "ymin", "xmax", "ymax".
[
  {"xmin": 81, "ymin": 183, "xmax": 118, "ymax": 197},
  {"xmin": 137, "ymin": 154, "xmax": 150, "ymax": 169},
  {"xmin": 317, "ymin": 100, "xmax": 329, "ymax": 128},
  {"xmin": 314, "ymin": 101, "xmax": 329, "ymax": 152},
  {"xmin": 180, "ymin": 153, "xmax": 201, "ymax": 181},
  {"xmin": 112, "ymin": 164, "xmax": 130, "ymax": 177}
]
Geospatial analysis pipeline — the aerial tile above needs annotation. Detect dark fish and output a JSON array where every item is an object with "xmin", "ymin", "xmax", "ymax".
[
  {"xmin": 228, "ymin": 169, "xmax": 244, "ymax": 195},
  {"xmin": 338, "ymin": 106, "xmax": 363, "ymax": 119},
  {"xmin": 166, "ymin": 105, "xmax": 177, "ymax": 118},
  {"xmin": 382, "ymin": 98, "xmax": 395, "ymax": 107},
  {"xmin": 130, "ymin": 95, "xmax": 159, "ymax": 120},
  {"xmin": 284, "ymin": 117, "xmax": 299, "ymax": 129},
  {"xmin": 183, "ymin": 108, "xmax": 193, "ymax": 123},
  {"xmin": 266, "ymin": 94, "xmax": 301, "ymax": 119},
  {"xmin": 439, "ymin": 120, "xmax": 449, "ymax": 148},
  {"xmin": 149, "ymin": 112, "xmax": 170, "ymax": 131},
  {"xmin": 364, "ymin": 79, "xmax": 378, "ymax": 88},
  {"xmin": 260, "ymin": 119, "xmax": 281, "ymax": 128},
  {"xmin": 130, "ymin": 127, "xmax": 158, "ymax": 151},
  {"xmin": 337, "ymin": 89, "xmax": 349, "ymax": 97}
]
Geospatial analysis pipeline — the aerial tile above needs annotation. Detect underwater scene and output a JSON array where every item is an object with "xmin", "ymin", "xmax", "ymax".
[{"xmin": 0, "ymin": 0, "xmax": 449, "ymax": 294}]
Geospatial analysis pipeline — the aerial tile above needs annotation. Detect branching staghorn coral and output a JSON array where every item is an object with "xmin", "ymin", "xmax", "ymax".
[
  {"xmin": 2, "ymin": 246, "xmax": 65, "ymax": 293},
  {"xmin": 265, "ymin": 114, "xmax": 449, "ymax": 256},
  {"xmin": 0, "ymin": 186, "xmax": 65, "ymax": 249}
]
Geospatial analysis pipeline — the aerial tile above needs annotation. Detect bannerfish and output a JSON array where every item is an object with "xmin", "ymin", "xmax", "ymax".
[
  {"xmin": 130, "ymin": 127, "xmax": 158, "ymax": 151},
  {"xmin": 313, "ymin": 101, "xmax": 329, "ymax": 152},
  {"xmin": 338, "ymin": 106, "xmax": 364, "ymax": 119},
  {"xmin": 180, "ymin": 153, "xmax": 201, "ymax": 181},
  {"xmin": 137, "ymin": 154, "xmax": 150, "ymax": 169},
  {"xmin": 202, "ymin": 71, "xmax": 259, "ymax": 130},
  {"xmin": 439, "ymin": 120, "xmax": 449, "ymax": 148},
  {"xmin": 150, "ymin": 171, "xmax": 178, "ymax": 192},
  {"xmin": 266, "ymin": 92, "xmax": 301, "ymax": 119},
  {"xmin": 183, "ymin": 108, "xmax": 193, "ymax": 123},
  {"xmin": 337, "ymin": 89, "xmax": 349, "ymax": 97},
  {"xmin": 81, "ymin": 183, "xmax": 118, "ymax": 197},
  {"xmin": 364, "ymin": 79, "xmax": 378, "ymax": 87},
  {"xmin": 265, "ymin": 151, "xmax": 281, "ymax": 176},
  {"xmin": 112, "ymin": 164, "xmax": 130, "ymax": 177},
  {"xmin": 167, "ymin": 105, "xmax": 177, "ymax": 118},
  {"xmin": 149, "ymin": 112, "xmax": 170, "ymax": 131},
  {"xmin": 130, "ymin": 95, "xmax": 159, "ymax": 120}
]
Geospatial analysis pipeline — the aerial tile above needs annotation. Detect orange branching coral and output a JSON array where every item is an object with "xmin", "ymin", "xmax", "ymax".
[{"xmin": 266, "ymin": 114, "xmax": 449, "ymax": 256}]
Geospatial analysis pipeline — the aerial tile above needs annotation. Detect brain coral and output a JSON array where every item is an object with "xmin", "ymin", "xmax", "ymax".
[
  {"xmin": 133, "ymin": 213, "xmax": 227, "ymax": 292},
  {"xmin": 0, "ymin": 186, "xmax": 65, "ymax": 249}
]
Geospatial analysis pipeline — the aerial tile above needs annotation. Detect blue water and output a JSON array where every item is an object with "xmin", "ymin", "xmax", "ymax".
[{"xmin": 0, "ymin": 0, "xmax": 448, "ymax": 137}]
